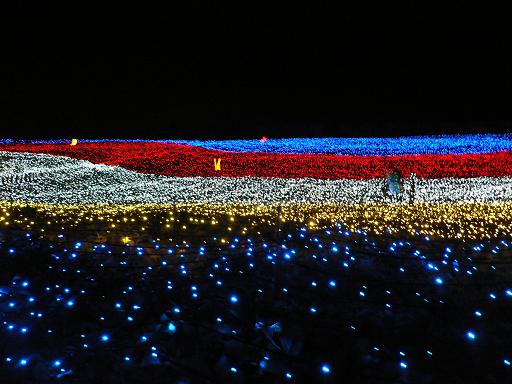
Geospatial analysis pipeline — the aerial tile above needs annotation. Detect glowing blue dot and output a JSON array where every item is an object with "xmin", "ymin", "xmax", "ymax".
[
  {"xmin": 435, "ymin": 277, "xmax": 443, "ymax": 285},
  {"xmin": 285, "ymin": 371, "xmax": 292, "ymax": 379},
  {"xmin": 53, "ymin": 360, "xmax": 61, "ymax": 367},
  {"xmin": 21, "ymin": 327, "xmax": 28, "ymax": 334},
  {"xmin": 475, "ymin": 311, "xmax": 482, "ymax": 317},
  {"xmin": 230, "ymin": 295, "xmax": 239, "ymax": 303},
  {"xmin": 504, "ymin": 359, "xmax": 511, "ymax": 366},
  {"xmin": 506, "ymin": 290, "xmax": 512, "ymax": 296},
  {"xmin": 140, "ymin": 336, "xmax": 148, "ymax": 342},
  {"xmin": 309, "ymin": 307, "xmax": 317, "ymax": 313},
  {"xmin": 101, "ymin": 334, "xmax": 110, "ymax": 342},
  {"xmin": 127, "ymin": 316, "xmax": 134, "ymax": 322},
  {"xmin": 124, "ymin": 356, "xmax": 130, "ymax": 362},
  {"xmin": 66, "ymin": 300, "xmax": 74, "ymax": 307},
  {"xmin": 400, "ymin": 361, "xmax": 407, "ymax": 369},
  {"xmin": 359, "ymin": 291, "xmax": 365, "ymax": 297},
  {"xmin": 20, "ymin": 359, "xmax": 28, "ymax": 366},
  {"xmin": 467, "ymin": 331, "xmax": 476, "ymax": 340},
  {"xmin": 321, "ymin": 364, "xmax": 331, "ymax": 374},
  {"xmin": 168, "ymin": 322, "xmax": 176, "ymax": 333},
  {"xmin": 230, "ymin": 367, "xmax": 237, "ymax": 373},
  {"xmin": 329, "ymin": 280, "xmax": 336, "ymax": 287},
  {"xmin": 173, "ymin": 307, "xmax": 180, "ymax": 313}
]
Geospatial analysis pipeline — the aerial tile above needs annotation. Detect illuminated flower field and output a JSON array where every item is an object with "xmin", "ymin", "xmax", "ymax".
[{"xmin": 1, "ymin": 135, "xmax": 512, "ymax": 382}]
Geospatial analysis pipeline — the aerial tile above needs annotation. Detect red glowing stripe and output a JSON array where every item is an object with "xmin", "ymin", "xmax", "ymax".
[{"xmin": 1, "ymin": 142, "xmax": 511, "ymax": 179}]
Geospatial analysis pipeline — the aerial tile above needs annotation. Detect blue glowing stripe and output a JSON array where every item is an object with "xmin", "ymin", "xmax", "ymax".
[
  {"xmin": 181, "ymin": 134, "xmax": 512, "ymax": 155},
  {"xmin": 1, "ymin": 133, "xmax": 512, "ymax": 155}
]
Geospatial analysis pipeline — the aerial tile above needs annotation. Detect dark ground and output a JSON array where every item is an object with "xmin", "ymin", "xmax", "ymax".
[{"xmin": 1, "ymin": 209, "xmax": 512, "ymax": 383}]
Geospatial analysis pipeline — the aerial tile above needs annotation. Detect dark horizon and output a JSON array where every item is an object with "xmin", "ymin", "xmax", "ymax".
[{"xmin": 2, "ymin": 2, "xmax": 511, "ymax": 139}]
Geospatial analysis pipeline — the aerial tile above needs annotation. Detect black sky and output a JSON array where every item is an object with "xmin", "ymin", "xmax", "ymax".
[{"xmin": 1, "ymin": 2, "xmax": 511, "ymax": 139}]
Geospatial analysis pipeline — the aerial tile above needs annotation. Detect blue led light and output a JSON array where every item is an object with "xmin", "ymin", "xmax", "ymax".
[
  {"xmin": 101, "ymin": 334, "xmax": 110, "ymax": 342},
  {"xmin": 168, "ymin": 322, "xmax": 176, "ymax": 333},
  {"xmin": 321, "ymin": 364, "xmax": 331, "ymax": 374},
  {"xmin": 467, "ymin": 331, "xmax": 476, "ymax": 340},
  {"xmin": 230, "ymin": 295, "xmax": 239, "ymax": 303}
]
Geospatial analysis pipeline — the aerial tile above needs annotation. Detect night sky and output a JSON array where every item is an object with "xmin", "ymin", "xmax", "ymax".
[{"xmin": 1, "ymin": 2, "xmax": 510, "ymax": 139}]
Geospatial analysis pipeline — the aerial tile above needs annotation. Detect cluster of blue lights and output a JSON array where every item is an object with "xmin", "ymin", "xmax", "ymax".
[
  {"xmin": 2, "ymin": 133, "xmax": 512, "ymax": 155},
  {"xmin": 1, "ymin": 214, "xmax": 512, "ymax": 382},
  {"xmin": 182, "ymin": 134, "xmax": 512, "ymax": 155}
]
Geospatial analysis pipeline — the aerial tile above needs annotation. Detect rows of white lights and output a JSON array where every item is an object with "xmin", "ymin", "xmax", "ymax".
[{"xmin": 1, "ymin": 151, "xmax": 512, "ymax": 204}]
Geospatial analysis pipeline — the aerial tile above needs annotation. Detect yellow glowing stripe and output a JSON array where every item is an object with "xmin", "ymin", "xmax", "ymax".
[{"xmin": 1, "ymin": 201, "xmax": 512, "ymax": 240}]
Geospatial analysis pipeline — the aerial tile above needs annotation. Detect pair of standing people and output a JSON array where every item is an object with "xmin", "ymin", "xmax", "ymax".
[{"xmin": 384, "ymin": 169, "xmax": 416, "ymax": 202}]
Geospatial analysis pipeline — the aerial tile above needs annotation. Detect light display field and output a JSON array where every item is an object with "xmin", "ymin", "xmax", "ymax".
[{"xmin": 1, "ymin": 135, "xmax": 512, "ymax": 382}]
